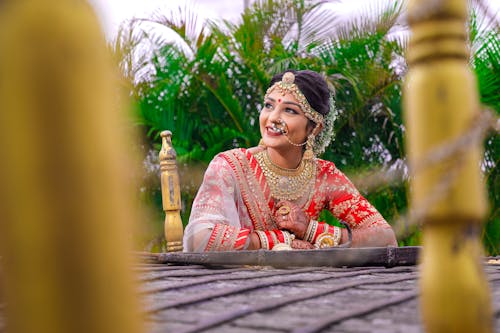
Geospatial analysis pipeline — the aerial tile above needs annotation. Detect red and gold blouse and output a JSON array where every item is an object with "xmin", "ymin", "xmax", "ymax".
[{"xmin": 183, "ymin": 148, "xmax": 391, "ymax": 252}]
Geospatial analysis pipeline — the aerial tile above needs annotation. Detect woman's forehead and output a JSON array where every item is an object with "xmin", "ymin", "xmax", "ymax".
[{"xmin": 266, "ymin": 90, "xmax": 301, "ymax": 106}]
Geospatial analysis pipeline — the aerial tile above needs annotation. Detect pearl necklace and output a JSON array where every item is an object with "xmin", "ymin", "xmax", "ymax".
[{"xmin": 255, "ymin": 150, "xmax": 316, "ymax": 201}]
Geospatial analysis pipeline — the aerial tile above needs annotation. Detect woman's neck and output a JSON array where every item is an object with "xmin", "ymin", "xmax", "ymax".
[{"xmin": 267, "ymin": 147, "xmax": 303, "ymax": 169}]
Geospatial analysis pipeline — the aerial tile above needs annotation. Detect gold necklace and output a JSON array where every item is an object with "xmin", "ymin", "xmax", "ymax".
[{"xmin": 255, "ymin": 150, "xmax": 316, "ymax": 201}]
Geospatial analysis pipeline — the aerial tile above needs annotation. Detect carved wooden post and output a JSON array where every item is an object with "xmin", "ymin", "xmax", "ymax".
[
  {"xmin": 159, "ymin": 131, "xmax": 184, "ymax": 252},
  {"xmin": 0, "ymin": 1, "xmax": 143, "ymax": 333},
  {"xmin": 404, "ymin": 0, "xmax": 492, "ymax": 332}
]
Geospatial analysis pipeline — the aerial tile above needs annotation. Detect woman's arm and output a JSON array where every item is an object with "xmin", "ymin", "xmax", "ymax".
[
  {"xmin": 328, "ymin": 167, "xmax": 397, "ymax": 247},
  {"xmin": 339, "ymin": 225, "xmax": 396, "ymax": 247},
  {"xmin": 184, "ymin": 155, "xmax": 252, "ymax": 252}
]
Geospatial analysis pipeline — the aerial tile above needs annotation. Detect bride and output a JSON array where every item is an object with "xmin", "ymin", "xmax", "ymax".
[{"xmin": 183, "ymin": 70, "xmax": 397, "ymax": 252}]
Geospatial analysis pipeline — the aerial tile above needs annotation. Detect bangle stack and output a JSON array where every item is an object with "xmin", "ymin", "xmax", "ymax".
[
  {"xmin": 255, "ymin": 229, "xmax": 295, "ymax": 250},
  {"xmin": 304, "ymin": 219, "xmax": 319, "ymax": 243},
  {"xmin": 314, "ymin": 224, "xmax": 341, "ymax": 249},
  {"xmin": 304, "ymin": 220, "xmax": 342, "ymax": 249}
]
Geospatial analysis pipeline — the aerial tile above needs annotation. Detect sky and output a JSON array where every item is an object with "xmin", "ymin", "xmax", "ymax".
[
  {"xmin": 89, "ymin": 0, "xmax": 500, "ymax": 41},
  {"xmin": 89, "ymin": 0, "xmax": 248, "ymax": 40}
]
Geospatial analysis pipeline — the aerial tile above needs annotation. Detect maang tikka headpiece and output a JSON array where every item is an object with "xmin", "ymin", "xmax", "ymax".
[{"xmin": 264, "ymin": 72, "xmax": 324, "ymax": 126}]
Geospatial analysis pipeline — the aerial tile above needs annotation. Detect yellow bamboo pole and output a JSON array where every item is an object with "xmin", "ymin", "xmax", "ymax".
[
  {"xmin": 0, "ymin": 1, "xmax": 144, "ymax": 333},
  {"xmin": 404, "ymin": 0, "xmax": 492, "ymax": 332},
  {"xmin": 160, "ymin": 131, "xmax": 184, "ymax": 252}
]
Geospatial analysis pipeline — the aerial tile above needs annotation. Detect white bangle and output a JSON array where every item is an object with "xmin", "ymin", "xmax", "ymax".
[
  {"xmin": 333, "ymin": 226, "xmax": 341, "ymax": 246},
  {"xmin": 255, "ymin": 230, "xmax": 269, "ymax": 250},
  {"xmin": 304, "ymin": 219, "xmax": 318, "ymax": 243}
]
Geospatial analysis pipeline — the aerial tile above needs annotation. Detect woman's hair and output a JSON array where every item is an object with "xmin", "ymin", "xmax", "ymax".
[{"xmin": 268, "ymin": 69, "xmax": 330, "ymax": 117}]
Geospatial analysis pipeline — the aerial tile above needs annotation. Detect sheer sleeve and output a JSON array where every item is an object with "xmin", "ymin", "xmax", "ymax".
[
  {"xmin": 183, "ymin": 154, "xmax": 251, "ymax": 252},
  {"xmin": 327, "ymin": 166, "xmax": 392, "ymax": 231}
]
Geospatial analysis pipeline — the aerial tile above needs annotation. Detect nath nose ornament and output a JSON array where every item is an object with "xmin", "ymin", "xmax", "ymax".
[{"xmin": 272, "ymin": 119, "xmax": 288, "ymax": 134}]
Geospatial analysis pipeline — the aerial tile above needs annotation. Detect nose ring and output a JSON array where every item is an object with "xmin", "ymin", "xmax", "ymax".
[{"xmin": 273, "ymin": 119, "xmax": 287, "ymax": 134}]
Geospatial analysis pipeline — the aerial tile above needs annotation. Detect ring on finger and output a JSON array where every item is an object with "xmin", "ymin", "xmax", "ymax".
[{"xmin": 278, "ymin": 205, "xmax": 291, "ymax": 216}]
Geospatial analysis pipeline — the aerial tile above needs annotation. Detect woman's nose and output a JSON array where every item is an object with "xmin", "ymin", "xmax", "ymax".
[{"xmin": 267, "ymin": 108, "xmax": 282, "ymax": 123}]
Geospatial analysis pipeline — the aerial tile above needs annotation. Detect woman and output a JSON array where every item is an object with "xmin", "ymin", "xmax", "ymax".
[{"xmin": 184, "ymin": 70, "xmax": 397, "ymax": 252}]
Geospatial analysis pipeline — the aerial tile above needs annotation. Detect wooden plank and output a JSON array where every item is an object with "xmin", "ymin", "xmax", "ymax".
[{"xmin": 154, "ymin": 246, "xmax": 421, "ymax": 268}]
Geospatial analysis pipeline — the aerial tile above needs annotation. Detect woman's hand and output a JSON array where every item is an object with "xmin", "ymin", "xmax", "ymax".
[
  {"xmin": 274, "ymin": 200, "xmax": 310, "ymax": 239},
  {"xmin": 291, "ymin": 239, "xmax": 315, "ymax": 249}
]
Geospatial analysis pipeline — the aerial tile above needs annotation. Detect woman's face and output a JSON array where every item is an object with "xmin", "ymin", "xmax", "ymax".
[{"xmin": 259, "ymin": 89, "xmax": 310, "ymax": 151}]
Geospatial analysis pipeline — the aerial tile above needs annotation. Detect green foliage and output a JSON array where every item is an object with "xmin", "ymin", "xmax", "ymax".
[
  {"xmin": 112, "ymin": 0, "xmax": 499, "ymax": 254},
  {"xmin": 469, "ymin": 9, "xmax": 500, "ymax": 255}
]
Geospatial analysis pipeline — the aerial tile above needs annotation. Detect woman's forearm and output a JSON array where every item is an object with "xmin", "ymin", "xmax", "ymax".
[
  {"xmin": 246, "ymin": 232, "xmax": 262, "ymax": 250},
  {"xmin": 340, "ymin": 227, "xmax": 397, "ymax": 247}
]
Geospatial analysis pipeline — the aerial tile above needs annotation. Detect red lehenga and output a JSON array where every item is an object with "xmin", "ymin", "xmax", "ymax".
[{"xmin": 183, "ymin": 148, "xmax": 391, "ymax": 252}]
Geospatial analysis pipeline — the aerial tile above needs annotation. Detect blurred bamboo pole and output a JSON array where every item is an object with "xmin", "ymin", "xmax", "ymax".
[
  {"xmin": 0, "ymin": 1, "xmax": 144, "ymax": 333},
  {"xmin": 404, "ymin": 0, "xmax": 492, "ymax": 332},
  {"xmin": 160, "ymin": 131, "xmax": 184, "ymax": 252}
]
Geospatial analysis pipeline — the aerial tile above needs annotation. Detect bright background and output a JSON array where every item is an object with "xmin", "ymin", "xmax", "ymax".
[
  {"xmin": 89, "ymin": 0, "xmax": 248, "ymax": 39},
  {"xmin": 89, "ymin": 0, "xmax": 500, "ymax": 41}
]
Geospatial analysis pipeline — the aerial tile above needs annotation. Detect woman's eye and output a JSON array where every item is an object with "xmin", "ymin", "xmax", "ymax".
[
  {"xmin": 264, "ymin": 103, "xmax": 273, "ymax": 109},
  {"xmin": 285, "ymin": 108, "xmax": 298, "ymax": 114}
]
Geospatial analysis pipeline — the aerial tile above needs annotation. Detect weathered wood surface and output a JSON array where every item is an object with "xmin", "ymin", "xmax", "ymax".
[
  {"xmin": 1, "ymin": 255, "xmax": 498, "ymax": 332},
  {"xmin": 146, "ymin": 246, "xmax": 420, "ymax": 268},
  {"xmin": 138, "ymin": 255, "xmax": 500, "ymax": 333}
]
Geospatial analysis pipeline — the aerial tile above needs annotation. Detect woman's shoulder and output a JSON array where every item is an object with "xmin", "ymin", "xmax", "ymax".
[
  {"xmin": 209, "ymin": 147, "xmax": 260, "ymax": 169},
  {"xmin": 213, "ymin": 148, "xmax": 248, "ymax": 162},
  {"xmin": 215, "ymin": 146, "xmax": 263, "ymax": 160},
  {"xmin": 315, "ymin": 158, "xmax": 353, "ymax": 181},
  {"xmin": 315, "ymin": 157, "xmax": 338, "ymax": 174}
]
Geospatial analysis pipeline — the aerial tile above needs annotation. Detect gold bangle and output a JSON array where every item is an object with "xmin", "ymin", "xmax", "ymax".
[
  {"xmin": 315, "ymin": 232, "xmax": 336, "ymax": 248},
  {"xmin": 314, "ymin": 225, "xmax": 341, "ymax": 249}
]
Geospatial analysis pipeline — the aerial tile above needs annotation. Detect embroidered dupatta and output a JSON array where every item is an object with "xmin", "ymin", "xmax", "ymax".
[
  {"xmin": 184, "ymin": 148, "xmax": 278, "ymax": 252},
  {"xmin": 220, "ymin": 148, "xmax": 277, "ymax": 230}
]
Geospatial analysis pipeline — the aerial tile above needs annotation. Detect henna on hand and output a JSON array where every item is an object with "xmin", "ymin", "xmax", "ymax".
[
  {"xmin": 274, "ymin": 200, "xmax": 309, "ymax": 239},
  {"xmin": 291, "ymin": 239, "xmax": 315, "ymax": 249}
]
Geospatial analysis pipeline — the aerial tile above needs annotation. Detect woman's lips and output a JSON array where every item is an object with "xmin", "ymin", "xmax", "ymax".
[{"xmin": 266, "ymin": 126, "xmax": 284, "ymax": 136}]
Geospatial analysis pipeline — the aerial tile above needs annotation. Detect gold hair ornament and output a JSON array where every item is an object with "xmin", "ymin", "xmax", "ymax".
[{"xmin": 265, "ymin": 72, "xmax": 324, "ymax": 125}]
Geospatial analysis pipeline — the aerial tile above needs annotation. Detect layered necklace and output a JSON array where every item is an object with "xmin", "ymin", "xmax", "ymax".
[{"xmin": 255, "ymin": 150, "xmax": 316, "ymax": 201}]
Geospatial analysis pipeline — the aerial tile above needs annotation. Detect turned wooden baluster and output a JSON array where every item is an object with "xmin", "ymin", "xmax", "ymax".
[
  {"xmin": 0, "ymin": 1, "xmax": 143, "ymax": 333},
  {"xmin": 404, "ymin": 0, "xmax": 492, "ymax": 332},
  {"xmin": 159, "ymin": 130, "xmax": 184, "ymax": 252}
]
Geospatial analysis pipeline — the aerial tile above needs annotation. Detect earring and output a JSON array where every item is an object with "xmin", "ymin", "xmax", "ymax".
[
  {"xmin": 258, "ymin": 138, "xmax": 266, "ymax": 148},
  {"xmin": 302, "ymin": 134, "xmax": 315, "ymax": 160}
]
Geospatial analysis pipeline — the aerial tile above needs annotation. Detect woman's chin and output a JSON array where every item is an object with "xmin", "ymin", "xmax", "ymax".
[{"xmin": 262, "ymin": 138, "xmax": 285, "ymax": 148}]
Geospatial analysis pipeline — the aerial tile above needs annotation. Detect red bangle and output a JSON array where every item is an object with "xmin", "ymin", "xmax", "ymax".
[
  {"xmin": 274, "ymin": 230, "xmax": 285, "ymax": 243},
  {"xmin": 264, "ymin": 230, "xmax": 276, "ymax": 249},
  {"xmin": 310, "ymin": 222, "xmax": 326, "ymax": 243}
]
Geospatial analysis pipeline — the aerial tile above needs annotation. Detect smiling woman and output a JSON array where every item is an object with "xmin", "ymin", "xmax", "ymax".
[{"xmin": 183, "ymin": 69, "xmax": 397, "ymax": 252}]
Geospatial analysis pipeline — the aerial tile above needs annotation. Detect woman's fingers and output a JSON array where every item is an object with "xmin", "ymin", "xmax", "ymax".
[
  {"xmin": 274, "ymin": 200, "xmax": 309, "ymax": 239},
  {"xmin": 277, "ymin": 219, "xmax": 294, "ymax": 231},
  {"xmin": 291, "ymin": 239, "xmax": 314, "ymax": 249}
]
